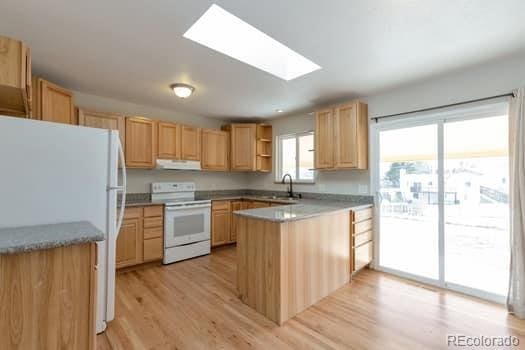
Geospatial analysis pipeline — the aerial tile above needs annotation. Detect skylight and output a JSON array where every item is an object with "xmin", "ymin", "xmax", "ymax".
[{"xmin": 183, "ymin": 4, "xmax": 321, "ymax": 81}]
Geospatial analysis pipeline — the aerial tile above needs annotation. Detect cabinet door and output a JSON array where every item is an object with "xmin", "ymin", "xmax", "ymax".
[
  {"xmin": 230, "ymin": 124, "xmax": 256, "ymax": 171},
  {"xmin": 158, "ymin": 122, "xmax": 181, "ymax": 159},
  {"xmin": 125, "ymin": 117, "xmax": 157, "ymax": 168},
  {"xmin": 211, "ymin": 210, "xmax": 231, "ymax": 247},
  {"xmin": 143, "ymin": 237, "xmax": 163, "ymax": 262},
  {"xmin": 202, "ymin": 129, "xmax": 229, "ymax": 171},
  {"xmin": 181, "ymin": 125, "xmax": 201, "ymax": 160},
  {"xmin": 78, "ymin": 109, "xmax": 126, "ymax": 147},
  {"xmin": 314, "ymin": 109, "xmax": 334, "ymax": 169},
  {"xmin": 334, "ymin": 103, "xmax": 358, "ymax": 168},
  {"xmin": 116, "ymin": 217, "xmax": 143, "ymax": 268},
  {"xmin": 38, "ymin": 79, "xmax": 75, "ymax": 124},
  {"xmin": 0, "ymin": 36, "xmax": 31, "ymax": 117}
]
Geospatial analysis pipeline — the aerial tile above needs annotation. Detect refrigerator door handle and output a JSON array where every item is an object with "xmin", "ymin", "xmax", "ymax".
[{"xmin": 115, "ymin": 137, "xmax": 127, "ymax": 236}]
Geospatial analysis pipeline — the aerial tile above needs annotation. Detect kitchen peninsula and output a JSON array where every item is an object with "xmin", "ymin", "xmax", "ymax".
[{"xmin": 235, "ymin": 201, "xmax": 373, "ymax": 325}]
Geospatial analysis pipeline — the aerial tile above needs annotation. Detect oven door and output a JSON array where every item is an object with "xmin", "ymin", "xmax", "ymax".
[{"xmin": 164, "ymin": 204, "xmax": 211, "ymax": 248}]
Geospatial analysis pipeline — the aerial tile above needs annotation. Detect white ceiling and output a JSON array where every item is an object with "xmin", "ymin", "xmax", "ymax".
[{"xmin": 1, "ymin": 0, "xmax": 524, "ymax": 119}]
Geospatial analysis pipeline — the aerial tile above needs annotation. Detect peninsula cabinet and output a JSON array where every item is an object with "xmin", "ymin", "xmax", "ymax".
[
  {"xmin": 32, "ymin": 77, "xmax": 75, "ymax": 125},
  {"xmin": 181, "ymin": 125, "xmax": 201, "ymax": 160},
  {"xmin": 77, "ymin": 108, "xmax": 126, "ymax": 147},
  {"xmin": 125, "ymin": 116, "xmax": 157, "ymax": 168},
  {"xmin": 157, "ymin": 121, "xmax": 181, "ymax": 159},
  {"xmin": 202, "ymin": 128, "xmax": 229, "ymax": 171},
  {"xmin": 0, "ymin": 35, "xmax": 31, "ymax": 117},
  {"xmin": 314, "ymin": 101, "xmax": 368, "ymax": 170},
  {"xmin": 351, "ymin": 207, "xmax": 374, "ymax": 273},
  {"xmin": 0, "ymin": 243, "xmax": 97, "ymax": 350}
]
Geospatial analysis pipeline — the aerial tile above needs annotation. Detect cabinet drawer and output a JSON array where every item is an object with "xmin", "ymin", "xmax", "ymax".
[
  {"xmin": 123, "ymin": 207, "xmax": 143, "ymax": 219},
  {"xmin": 354, "ymin": 219, "xmax": 372, "ymax": 234},
  {"xmin": 144, "ymin": 216, "xmax": 163, "ymax": 228},
  {"xmin": 144, "ymin": 226, "xmax": 163, "ymax": 239},
  {"xmin": 354, "ymin": 207, "xmax": 373, "ymax": 222},
  {"xmin": 143, "ymin": 237, "xmax": 163, "ymax": 262},
  {"xmin": 144, "ymin": 205, "xmax": 163, "ymax": 218},
  {"xmin": 354, "ymin": 241, "xmax": 373, "ymax": 271},
  {"xmin": 212, "ymin": 200, "xmax": 231, "ymax": 211},
  {"xmin": 354, "ymin": 230, "xmax": 373, "ymax": 247}
]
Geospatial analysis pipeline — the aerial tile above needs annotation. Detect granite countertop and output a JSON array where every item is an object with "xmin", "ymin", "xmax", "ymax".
[
  {"xmin": 0, "ymin": 221, "xmax": 105, "ymax": 255},
  {"xmin": 233, "ymin": 200, "xmax": 372, "ymax": 223}
]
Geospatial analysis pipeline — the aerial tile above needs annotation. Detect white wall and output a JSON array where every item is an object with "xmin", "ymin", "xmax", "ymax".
[
  {"xmin": 249, "ymin": 51, "xmax": 525, "ymax": 195},
  {"xmin": 74, "ymin": 91, "xmax": 250, "ymax": 192}
]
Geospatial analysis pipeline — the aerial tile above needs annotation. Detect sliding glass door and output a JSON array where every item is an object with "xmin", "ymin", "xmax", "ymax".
[
  {"xmin": 378, "ymin": 124, "xmax": 439, "ymax": 280},
  {"xmin": 373, "ymin": 105, "xmax": 510, "ymax": 301},
  {"xmin": 443, "ymin": 116, "xmax": 509, "ymax": 297}
]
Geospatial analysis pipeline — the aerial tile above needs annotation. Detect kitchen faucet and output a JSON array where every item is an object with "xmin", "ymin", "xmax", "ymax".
[{"xmin": 281, "ymin": 173, "xmax": 294, "ymax": 198}]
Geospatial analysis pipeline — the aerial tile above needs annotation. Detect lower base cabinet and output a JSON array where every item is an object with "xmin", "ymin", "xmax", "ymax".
[
  {"xmin": 351, "ymin": 207, "xmax": 374, "ymax": 273},
  {"xmin": 116, "ymin": 205, "xmax": 164, "ymax": 269},
  {"xmin": 0, "ymin": 243, "xmax": 97, "ymax": 350},
  {"xmin": 212, "ymin": 199, "xmax": 288, "ymax": 247}
]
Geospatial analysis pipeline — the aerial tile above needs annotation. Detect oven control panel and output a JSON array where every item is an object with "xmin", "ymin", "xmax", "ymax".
[{"xmin": 151, "ymin": 182, "xmax": 195, "ymax": 193}]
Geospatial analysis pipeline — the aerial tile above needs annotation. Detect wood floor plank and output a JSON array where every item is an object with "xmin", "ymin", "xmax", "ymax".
[{"xmin": 98, "ymin": 245, "xmax": 525, "ymax": 349}]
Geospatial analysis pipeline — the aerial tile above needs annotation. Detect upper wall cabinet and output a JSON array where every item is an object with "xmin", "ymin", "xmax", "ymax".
[
  {"xmin": 315, "ymin": 108, "xmax": 335, "ymax": 169},
  {"xmin": 157, "ymin": 122, "xmax": 181, "ymax": 159},
  {"xmin": 201, "ymin": 128, "xmax": 229, "ymax": 171},
  {"xmin": 224, "ymin": 123, "xmax": 257, "ymax": 171},
  {"xmin": 125, "ymin": 116, "xmax": 157, "ymax": 168},
  {"xmin": 256, "ymin": 124, "xmax": 272, "ymax": 172},
  {"xmin": 77, "ymin": 108, "xmax": 126, "ymax": 147},
  {"xmin": 181, "ymin": 125, "xmax": 201, "ymax": 161},
  {"xmin": 0, "ymin": 35, "xmax": 31, "ymax": 117},
  {"xmin": 32, "ymin": 77, "xmax": 75, "ymax": 125},
  {"xmin": 315, "ymin": 101, "xmax": 368, "ymax": 170}
]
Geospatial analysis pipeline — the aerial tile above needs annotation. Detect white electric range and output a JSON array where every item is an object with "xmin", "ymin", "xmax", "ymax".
[{"xmin": 151, "ymin": 182, "xmax": 211, "ymax": 264}]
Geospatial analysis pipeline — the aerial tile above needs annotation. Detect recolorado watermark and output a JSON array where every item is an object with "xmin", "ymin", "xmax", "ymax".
[{"xmin": 447, "ymin": 334, "xmax": 520, "ymax": 347}]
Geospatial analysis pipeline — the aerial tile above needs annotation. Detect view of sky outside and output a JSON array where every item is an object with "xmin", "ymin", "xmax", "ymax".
[{"xmin": 379, "ymin": 115, "xmax": 509, "ymax": 296}]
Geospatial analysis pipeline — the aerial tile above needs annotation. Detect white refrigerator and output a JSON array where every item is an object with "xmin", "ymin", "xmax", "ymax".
[{"xmin": 0, "ymin": 116, "xmax": 126, "ymax": 334}]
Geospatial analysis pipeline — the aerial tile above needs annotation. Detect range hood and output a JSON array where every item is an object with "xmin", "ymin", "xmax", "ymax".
[{"xmin": 156, "ymin": 159, "xmax": 201, "ymax": 171}]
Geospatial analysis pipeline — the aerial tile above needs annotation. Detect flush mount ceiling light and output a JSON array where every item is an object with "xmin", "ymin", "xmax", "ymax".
[
  {"xmin": 183, "ymin": 4, "xmax": 321, "ymax": 81},
  {"xmin": 276, "ymin": 109, "xmax": 284, "ymax": 113},
  {"xmin": 170, "ymin": 83, "xmax": 195, "ymax": 98}
]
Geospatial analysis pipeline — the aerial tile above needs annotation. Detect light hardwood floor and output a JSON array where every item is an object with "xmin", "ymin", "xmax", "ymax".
[{"xmin": 98, "ymin": 245, "xmax": 525, "ymax": 349}]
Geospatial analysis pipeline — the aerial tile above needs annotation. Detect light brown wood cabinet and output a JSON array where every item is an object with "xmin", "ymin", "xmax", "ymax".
[
  {"xmin": 256, "ymin": 124, "xmax": 272, "ymax": 172},
  {"xmin": 225, "ymin": 123, "xmax": 257, "ymax": 171},
  {"xmin": 202, "ymin": 128, "xmax": 229, "ymax": 171},
  {"xmin": 125, "ymin": 116, "xmax": 157, "ymax": 168},
  {"xmin": 223, "ymin": 123, "xmax": 272, "ymax": 172},
  {"xmin": 157, "ymin": 122, "xmax": 181, "ymax": 159},
  {"xmin": 211, "ymin": 200, "xmax": 231, "ymax": 247},
  {"xmin": 315, "ymin": 101, "xmax": 368, "ymax": 170},
  {"xmin": 0, "ymin": 35, "xmax": 31, "ymax": 117},
  {"xmin": 77, "ymin": 108, "xmax": 126, "ymax": 147},
  {"xmin": 116, "ymin": 205, "xmax": 164, "ymax": 269},
  {"xmin": 230, "ymin": 200, "xmax": 249, "ymax": 242},
  {"xmin": 350, "ymin": 207, "xmax": 373, "ymax": 273},
  {"xmin": 315, "ymin": 108, "xmax": 335, "ymax": 169},
  {"xmin": 181, "ymin": 125, "xmax": 201, "ymax": 160},
  {"xmin": 0, "ymin": 243, "xmax": 97, "ymax": 349},
  {"xmin": 32, "ymin": 77, "xmax": 75, "ymax": 124}
]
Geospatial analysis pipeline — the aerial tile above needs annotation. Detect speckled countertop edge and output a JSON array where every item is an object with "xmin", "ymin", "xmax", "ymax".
[
  {"xmin": 0, "ymin": 221, "xmax": 105, "ymax": 255},
  {"xmin": 233, "ymin": 202, "xmax": 373, "ymax": 223}
]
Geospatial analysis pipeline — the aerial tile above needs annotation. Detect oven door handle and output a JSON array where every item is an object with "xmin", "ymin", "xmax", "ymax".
[{"xmin": 165, "ymin": 204, "xmax": 211, "ymax": 211}]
